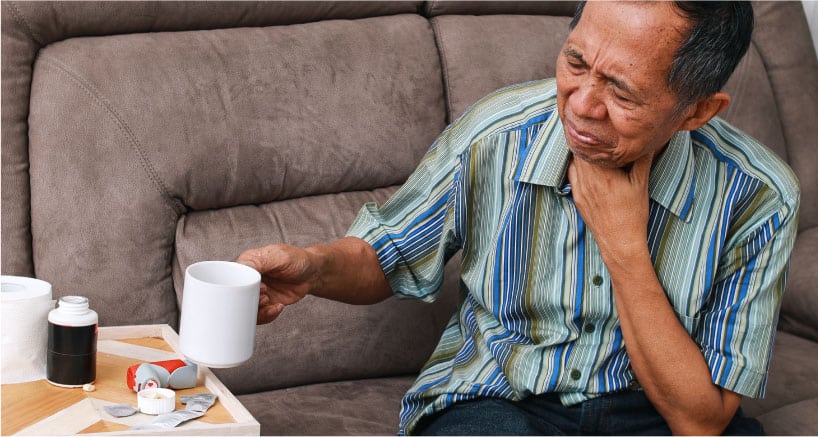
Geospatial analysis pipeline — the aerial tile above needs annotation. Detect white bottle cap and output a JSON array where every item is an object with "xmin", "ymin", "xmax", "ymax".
[{"xmin": 137, "ymin": 387, "xmax": 176, "ymax": 415}]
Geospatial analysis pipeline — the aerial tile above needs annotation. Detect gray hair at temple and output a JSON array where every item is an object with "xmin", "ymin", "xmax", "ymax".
[{"xmin": 570, "ymin": 1, "xmax": 755, "ymax": 112}]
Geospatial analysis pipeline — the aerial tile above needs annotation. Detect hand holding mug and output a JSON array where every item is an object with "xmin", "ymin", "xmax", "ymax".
[{"xmin": 236, "ymin": 244, "xmax": 318, "ymax": 325}]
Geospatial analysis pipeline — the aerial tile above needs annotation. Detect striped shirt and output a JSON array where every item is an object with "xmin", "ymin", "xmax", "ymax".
[{"xmin": 346, "ymin": 79, "xmax": 800, "ymax": 435}]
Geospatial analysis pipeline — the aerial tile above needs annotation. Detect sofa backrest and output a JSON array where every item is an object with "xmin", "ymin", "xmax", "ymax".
[{"xmin": 3, "ymin": 1, "xmax": 817, "ymax": 393}]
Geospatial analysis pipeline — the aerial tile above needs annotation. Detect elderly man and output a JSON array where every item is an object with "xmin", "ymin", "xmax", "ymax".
[{"xmin": 238, "ymin": 1, "xmax": 799, "ymax": 435}]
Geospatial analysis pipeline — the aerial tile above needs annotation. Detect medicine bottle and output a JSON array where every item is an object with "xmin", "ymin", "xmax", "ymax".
[{"xmin": 47, "ymin": 296, "xmax": 98, "ymax": 387}]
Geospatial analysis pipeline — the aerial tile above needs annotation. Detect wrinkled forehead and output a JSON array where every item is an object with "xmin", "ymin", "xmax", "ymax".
[{"xmin": 568, "ymin": 2, "xmax": 689, "ymax": 81}]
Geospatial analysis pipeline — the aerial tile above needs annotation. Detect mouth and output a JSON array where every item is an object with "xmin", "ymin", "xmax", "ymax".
[
  {"xmin": 564, "ymin": 120, "xmax": 606, "ymax": 147},
  {"xmin": 562, "ymin": 119, "xmax": 618, "ymax": 165}
]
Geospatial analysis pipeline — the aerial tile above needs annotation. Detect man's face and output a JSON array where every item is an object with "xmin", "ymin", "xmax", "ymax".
[{"xmin": 556, "ymin": 2, "xmax": 691, "ymax": 168}]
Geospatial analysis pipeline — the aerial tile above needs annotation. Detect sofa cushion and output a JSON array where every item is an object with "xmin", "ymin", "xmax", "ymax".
[
  {"xmin": 755, "ymin": 398, "xmax": 818, "ymax": 436},
  {"xmin": 4, "ymin": 1, "xmax": 422, "ymax": 45},
  {"xmin": 27, "ymin": 14, "xmax": 446, "ymax": 326},
  {"xmin": 237, "ymin": 376, "xmax": 416, "ymax": 435},
  {"xmin": 431, "ymin": 14, "xmax": 571, "ymax": 121},
  {"xmin": 175, "ymin": 188, "xmax": 460, "ymax": 393},
  {"xmin": 173, "ymin": 188, "xmax": 402, "ymax": 293},
  {"xmin": 0, "ymin": 0, "xmax": 422, "ymax": 283}
]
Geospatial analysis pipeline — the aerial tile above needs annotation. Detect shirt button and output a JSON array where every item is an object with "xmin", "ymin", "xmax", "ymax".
[
  {"xmin": 584, "ymin": 323, "xmax": 595, "ymax": 333},
  {"xmin": 592, "ymin": 275, "xmax": 603, "ymax": 286},
  {"xmin": 570, "ymin": 369, "xmax": 581, "ymax": 380}
]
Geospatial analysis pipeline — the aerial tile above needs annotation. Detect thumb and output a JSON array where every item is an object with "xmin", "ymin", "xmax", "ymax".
[
  {"xmin": 236, "ymin": 247, "xmax": 273, "ymax": 273},
  {"xmin": 237, "ymin": 244, "xmax": 297, "ymax": 276},
  {"xmin": 235, "ymin": 253, "xmax": 259, "ymax": 271}
]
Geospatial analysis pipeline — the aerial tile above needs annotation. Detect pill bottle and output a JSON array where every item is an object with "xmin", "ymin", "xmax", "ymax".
[{"xmin": 47, "ymin": 296, "xmax": 98, "ymax": 387}]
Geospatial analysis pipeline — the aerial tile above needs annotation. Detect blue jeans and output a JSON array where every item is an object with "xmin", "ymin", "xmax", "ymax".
[{"xmin": 415, "ymin": 391, "xmax": 764, "ymax": 435}]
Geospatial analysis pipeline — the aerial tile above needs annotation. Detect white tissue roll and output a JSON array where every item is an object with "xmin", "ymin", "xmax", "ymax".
[
  {"xmin": 179, "ymin": 261, "xmax": 261, "ymax": 368},
  {"xmin": 1, "ymin": 276, "xmax": 54, "ymax": 384}
]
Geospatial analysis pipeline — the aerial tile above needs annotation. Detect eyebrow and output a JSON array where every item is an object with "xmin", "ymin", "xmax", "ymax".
[{"xmin": 563, "ymin": 47, "xmax": 641, "ymax": 99}]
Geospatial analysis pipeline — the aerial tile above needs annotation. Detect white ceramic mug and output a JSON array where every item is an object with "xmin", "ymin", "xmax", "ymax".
[{"xmin": 179, "ymin": 261, "xmax": 261, "ymax": 368}]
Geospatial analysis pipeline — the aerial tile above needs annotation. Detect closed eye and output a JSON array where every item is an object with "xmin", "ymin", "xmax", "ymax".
[
  {"xmin": 613, "ymin": 91, "xmax": 632, "ymax": 103},
  {"xmin": 567, "ymin": 60, "xmax": 585, "ymax": 72},
  {"xmin": 564, "ymin": 48, "xmax": 586, "ymax": 67}
]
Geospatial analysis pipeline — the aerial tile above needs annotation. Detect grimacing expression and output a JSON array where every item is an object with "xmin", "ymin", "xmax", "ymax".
[{"xmin": 556, "ymin": 2, "xmax": 693, "ymax": 168}]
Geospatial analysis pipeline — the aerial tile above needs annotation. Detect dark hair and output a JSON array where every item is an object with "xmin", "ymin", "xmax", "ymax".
[{"xmin": 570, "ymin": 1, "xmax": 754, "ymax": 110}]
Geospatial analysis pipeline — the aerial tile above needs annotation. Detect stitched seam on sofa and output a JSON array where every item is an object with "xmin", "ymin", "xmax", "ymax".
[
  {"xmin": 422, "ymin": 1, "xmax": 441, "ymax": 18},
  {"xmin": 36, "ymin": 57, "xmax": 186, "ymax": 217},
  {"xmin": 430, "ymin": 17, "xmax": 453, "ymax": 125},
  {"xmin": 5, "ymin": 2, "xmax": 43, "ymax": 46}
]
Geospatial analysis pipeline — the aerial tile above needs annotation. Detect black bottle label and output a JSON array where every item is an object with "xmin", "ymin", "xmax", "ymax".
[{"xmin": 46, "ymin": 323, "xmax": 97, "ymax": 386}]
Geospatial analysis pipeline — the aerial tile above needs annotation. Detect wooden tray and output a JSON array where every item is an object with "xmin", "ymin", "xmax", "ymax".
[{"xmin": 1, "ymin": 324, "xmax": 260, "ymax": 435}]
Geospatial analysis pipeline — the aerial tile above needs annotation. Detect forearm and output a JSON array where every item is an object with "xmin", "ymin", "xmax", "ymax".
[
  {"xmin": 606, "ymin": 248, "xmax": 738, "ymax": 435},
  {"xmin": 305, "ymin": 236, "xmax": 393, "ymax": 305}
]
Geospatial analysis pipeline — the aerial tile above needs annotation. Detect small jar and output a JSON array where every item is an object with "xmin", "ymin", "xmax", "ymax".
[{"xmin": 47, "ymin": 296, "xmax": 98, "ymax": 387}]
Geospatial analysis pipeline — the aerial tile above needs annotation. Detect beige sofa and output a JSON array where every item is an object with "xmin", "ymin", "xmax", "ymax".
[{"xmin": 2, "ymin": 1, "xmax": 817, "ymax": 434}]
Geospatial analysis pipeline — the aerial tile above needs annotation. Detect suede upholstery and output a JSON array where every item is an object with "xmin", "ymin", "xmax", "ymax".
[{"xmin": 2, "ymin": 1, "xmax": 816, "ymax": 435}]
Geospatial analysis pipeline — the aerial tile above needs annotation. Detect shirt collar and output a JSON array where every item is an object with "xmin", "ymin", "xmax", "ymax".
[
  {"xmin": 515, "ymin": 116, "xmax": 696, "ymax": 222},
  {"xmin": 515, "ymin": 112, "xmax": 570, "ymax": 187},
  {"xmin": 649, "ymin": 130, "xmax": 696, "ymax": 222}
]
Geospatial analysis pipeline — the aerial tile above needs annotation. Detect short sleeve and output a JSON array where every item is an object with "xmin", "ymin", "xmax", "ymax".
[
  {"xmin": 696, "ymin": 194, "xmax": 799, "ymax": 398},
  {"xmin": 346, "ymin": 134, "xmax": 466, "ymax": 302}
]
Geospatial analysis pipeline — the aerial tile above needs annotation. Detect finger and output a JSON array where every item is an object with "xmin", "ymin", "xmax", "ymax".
[
  {"xmin": 257, "ymin": 303, "xmax": 285, "ymax": 325},
  {"xmin": 257, "ymin": 282, "xmax": 272, "ymax": 306},
  {"xmin": 258, "ymin": 282, "xmax": 295, "ymax": 307}
]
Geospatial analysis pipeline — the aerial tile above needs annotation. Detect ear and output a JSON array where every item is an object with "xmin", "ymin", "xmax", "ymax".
[{"xmin": 678, "ymin": 92, "xmax": 730, "ymax": 131}]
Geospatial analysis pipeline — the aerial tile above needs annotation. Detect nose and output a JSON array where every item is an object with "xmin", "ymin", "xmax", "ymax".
[{"xmin": 570, "ymin": 79, "xmax": 607, "ymax": 120}]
